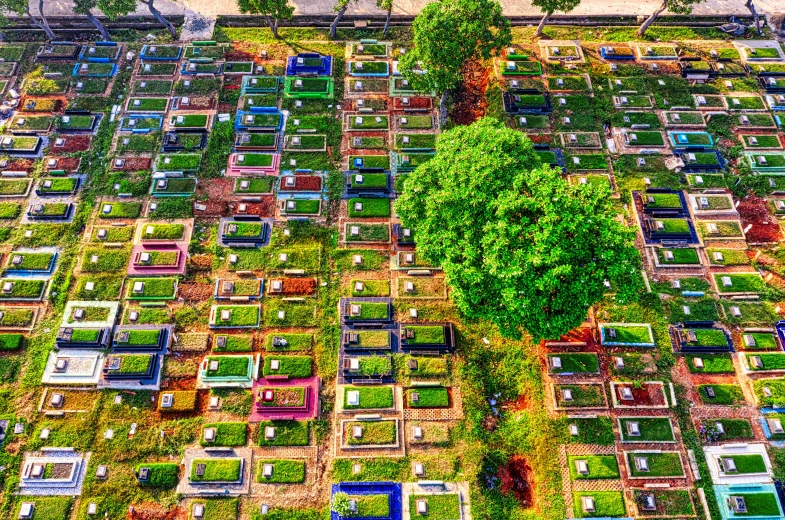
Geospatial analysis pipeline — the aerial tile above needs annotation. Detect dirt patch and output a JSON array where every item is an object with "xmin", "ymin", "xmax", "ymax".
[
  {"xmin": 51, "ymin": 135, "xmax": 91, "ymax": 153},
  {"xmin": 180, "ymin": 95, "xmax": 215, "ymax": 110},
  {"xmin": 7, "ymin": 159, "xmax": 34, "ymax": 172},
  {"xmin": 529, "ymin": 133, "xmax": 553, "ymax": 146},
  {"xmin": 21, "ymin": 96, "xmax": 64, "ymax": 112},
  {"xmin": 392, "ymin": 96, "xmax": 433, "ymax": 111},
  {"xmin": 225, "ymin": 49, "xmax": 256, "ymax": 62},
  {"xmin": 279, "ymin": 175, "xmax": 322, "ymax": 192},
  {"xmin": 232, "ymin": 198, "xmax": 276, "ymax": 218},
  {"xmin": 198, "ymin": 177, "xmax": 234, "ymax": 202},
  {"xmin": 128, "ymin": 503, "xmax": 185, "ymax": 520},
  {"xmin": 45, "ymin": 156, "xmax": 80, "ymax": 172},
  {"xmin": 278, "ymin": 277, "xmax": 317, "ymax": 296},
  {"xmin": 114, "ymin": 157, "xmax": 151, "ymax": 171},
  {"xmin": 616, "ymin": 383, "xmax": 667, "ymax": 407},
  {"xmin": 178, "ymin": 282, "xmax": 214, "ymax": 302},
  {"xmin": 194, "ymin": 200, "xmax": 230, "ymax": 218},
  {"xmin": 738, "ymin": 195, "xmax": 782, "ymax": 243},
  {"xmin": 188, "ymin": 254, "xmax": 214, "ymax": 271},
  {"xmin": 499, "ymin": 456, "xmax": 535, "ymax": 507},
  {"xmin": 449, "ymin": 59, "xmax": 488, "ymax": 125},
  {"xmin": 505, "ymin": 393, "xmax": 532, "ymax": 412}
]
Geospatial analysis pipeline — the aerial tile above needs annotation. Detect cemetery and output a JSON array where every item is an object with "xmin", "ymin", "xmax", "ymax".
[{"xmin": 1, "ymin": 5, "xmax": 785, "ymax": 519}]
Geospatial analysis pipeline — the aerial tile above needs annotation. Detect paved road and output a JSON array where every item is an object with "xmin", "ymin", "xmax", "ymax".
[{"xmin": 33, "ymin": 0, "xmax": 785, "ymax": 19}]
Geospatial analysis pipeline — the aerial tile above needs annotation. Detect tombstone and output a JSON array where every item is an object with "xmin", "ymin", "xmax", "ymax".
[
  {"xmin": 262, "ymin": 463, "xmax": 274, "ymax": 478},
  {"xmin": 18, "ymin": 503, "xmax": 34, "ymax": 519},
  {"xmin": 635, "ymin": 456, "xmax": 649, "ymax": 472},
  {"xmin": 409, "ymin": 308, "xmax": 418, "ymax": 318},
  {"xmin": 347, "ymin": 390, "xmax": 360, "ymax": 406},
  {"xmin": 195, "ymin": 463, "xmax": 206, "ymax": 477},
  {"xmin": 192, "ymin": 503, "xmax": 205, "ymax": 518},
  {"xmin": 413, "ymin": 426, "xmax": 424, "ymax": 440},
  {"xmin": 627, "ymin": 421, "xmax": 641, "ymax": 436},
  {"xmin": 619, "ymin": 387, "xmax": 634, "ymax": 400},
  {"xmin": 138, "ymin": 467, "xmax": 150, "ymax": 481},
  {"xmin": 768, "ymin": 418, "xmax": 784, "ymax": 434},
  {"xmin": 732, "ymin": 496, "xmax": 747, "ymax": 513},
  {"xmin": 49, "ymin": 392, "xmax": 64, "ymax": 408},
  {"xmin": 203, "ymin": 427, "xmax": 216, "ymax": 443},
  {"xmin": 721, "ymin": 457, "xmax": 737, "ymax": 472},
  {"xmin": 352, "ymin": 425, "xmax": 363, "ymax": 438},
  {"xmin": 581, "ymin": 496, "xmax": 595, "ymax": 513},
  {"xmin": 575, "ymin": 459, "xmax": 589, "ymax": 475},
  {"xmin": 551, "ymin": 356, "xmax": 562, "ymax": 370},
  {"xmin": 615, "ymin": 357, "xmax": 625, "ymax": 370},
  {"xmin": 265, "ymin": 426, "xmax": 276, "ymax": 440},
  {"xmin": 705, "ymin": 386, "xmax": 716, "ymax": 398},
  {"xmin": 561, "ymin": 388, "xmax": 573, "ymax": 401},
  {"xmin": 95, "ymin": 465, "xmax": 108, "ymax": 479},
  {"xmin": 569, "ymin": 424, "xmax": 579, "ymax": 436},
  {"xmin": 416, "ymin": 499, "xmax": 428, "ymax": 515},
  {"xmin": 270, "ymin": 359, "xmax": 281, "ymax": 370},
  {"xmin": 160, "ymin": 393, "xmax": 174, "ymax": 408},
  {"xmin": 414, "ymin": 463, "xmax": 425, "ymax": 476},
  {"xmin": 642, "ymin": 494, "xmax": 656, "ymax": 511}
]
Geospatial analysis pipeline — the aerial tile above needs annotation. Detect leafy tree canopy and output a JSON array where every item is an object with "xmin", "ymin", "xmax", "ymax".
[
  {"xmin": 398, "ymin": 0, "xmax": 511, "ymax": 94},
  {"xmin": 531, "ymin": 0, "xmax": 580, "ymax": 15},
  {"xmin": 395, "ymin": 118, "xmax": 641, "ymax": 340},
  {"xmin": 236, "ymin": 0, "xmax": 293, "ymax": 20}
]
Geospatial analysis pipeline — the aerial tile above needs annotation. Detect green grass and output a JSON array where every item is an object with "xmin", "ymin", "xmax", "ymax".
[
  {"xmin": 627, "ymin": 131, "xmax": 665, "ymax": 146},
  {"xmin": 347, "ymin": 198, "xmax": 390, "ymax": 218},
  {"xmin": 99, "ymin": 202, "xmax": 142, "ymax": 219},
  {"xmin": 5, "ymin": 252, "xmax": 53, "ymax": 271},
  {"xmin": 618, "ymin": 417, "xmax": 675, "ymax": 442},
  {"xmin": 547, "ymin": 353, "xmax": 599, "ymax": 374},
  {"xmin": 408, "ymin": 494, "xmax": 460, "ymax": 519},
  {"xmin": 190, "ymin": 458, "xmax": 242, "ymax": 482},
  {"xmin": 188, "ymin": 499, "xmax": 238, "ymax": 520},
  {"xmin": 748, "ymin": 353, "xmax": 785, "ymax": 371},
  {"xmin": 263, "ymin": 300, "xmax": 317, "ymax": 327},
  {"xmin": 213, "ymin": 335, "xmax": 252, "ymax": 352},
  {"xmin": 346, "ymin": 420, "xmax": 397, "ymax": 446},
  {"xmin": 255, "ymin": 459, "xmax": 305, "ymax": 483},
  {"xmin": 345, "ymin": 223, "xmax": 389, "ymax": 243},
  {"xmin": 282, "ymin": 199, "xmax": 320, "ymax": 215},
  {"xmin": 14, "ymin": 497, "xmax": 72, "ymax": 520},
  {"xmin": 719, "ymin": 454, "xmax": 767, "ymax": 474},
  {"xmin": 715, "ymin": 273, "xmax": 765, "ymax": 294},
  {"xmin": 702, "ymin": 419, "xmax": 753, "ymax": 440},
  {"xmin": 350, "ymin": 279, "xmax": 389, "ymax": 297},
  {"xmin": 343, "ymin": 385, "xmax": 394, "ymax": 409},
  {"xmin": 213, "ymin": 305, "xmax": 259, "ymax": 327},
  {"xmin": 265, "ymin": 333, "xmax": 312, "ymax": 352},
  {"xmin": 262, "ymin": 355, "xmax": 312, "ymax": 378},
  {"xmin": 556, "ymin": 384, "xmax": 605, "ymax": 407},
  {"xmin": 563, "ymin": 416, "xmax": 615, "ymax": 445},
  {"xmin": 115, "ymin": 354, "xmax": 152, "ymax": 374},
  {"xmin": 407, "ymin": 387, "xmax": 449, "ymax": 408},
  {"xmin": 707, "ymin": 249, "xmax": 749, "ymax": 266},
  {"xmin": 128, "ymin": 97, "xmax": 168, "ymax": 111},
  {"xmin": 125, "ymin": 277, "xmax": 176, "ymax": 299},
  {"xmin": 136, "ymin": 463, "xmax": 179, "ymax": 487},
  {"xmin": 602, "ymin": 324, "xmax": 653, "ymax": 345},
  {"xmin": 0, "ymin": 333, "xmax": 23, "ymax": 350},
  {"xmin": 571, "ymin": 491, "xmax": 627, "ymax": 518},
  {"xmin": 204, "ymin": 356, "xmax": 251, "ymax": 378},
  {"xmin": 687, "ymin": 353, "xmax": 734, "ymax": 373},
  {"xmin": 402, "ymin": 325, "xmax": 445, "ymax": 344},
  {"xmin": 567, "ymin": 455, "xmax": 620, "ymax": 480},
  {"xmin": 722, "ymin": 493, "xmax": 781, "ymax": 516},
  {"xmin": 627, "ymin": 452, "xmax": 684, "ymax": 477},
  {"xmin": 141, "ymin": 223, "xmax": 184, "ymax": 240},
  {"xmin": 257, "ymin": 420, "xmax": 309, "ymax": 446},
  {"xmin": 740, "ymin": 333, "xmax": 779, "ymax": 350},
  {"xmin": 698, "ymin": 384, "xmax": 744, "ymax": 405},
  {"xmin": 0, "ymin": 279, "xmax": 45, "ymax": 299},
  {"xmin": 200, "ymin": 422, "xmax": 247, "ymax": 447},
  {"xmin": 657, "ymin": 248, "xmax": 700, "ymax": 265}
]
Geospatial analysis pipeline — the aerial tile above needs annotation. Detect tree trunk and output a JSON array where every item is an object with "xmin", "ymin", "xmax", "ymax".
[
  {"xmin": 638, "ymin": 1, "xmax": 667, "ymax": 37},
  {"xmin": 265, "ymin": 15, "xmax": 280, "ymax": 39},
  {"xmin": 745, "ymin": 0, "xmax": 762, "ymax": 35},
  {"xmin": 329, "ymin": 5, "xmax": 348, "ymax": 39},
  {"xmin": 86, "ymin": 12, "xmax": 111, "ymax": 41},
  {"xmin": 535, "ymin": 12, "xmax": 551, "ymax": 37},
  {"xmin": 439, "ymin": 90, "xmax": 448, "ymax": 126},
  {"xmin": 37, "ymin": 0, "xmax": 56, "ymax": 40},
  {"xmin": 383, "ymin": 6, "xmax": 391, "ymax": 36},
  {"xmin": 141, "ymin": 0, "xmax": 176, "ymax": 39},
  {"xmin": 26, "ymin": 1, "xmax": 55, "ymax": 40}
]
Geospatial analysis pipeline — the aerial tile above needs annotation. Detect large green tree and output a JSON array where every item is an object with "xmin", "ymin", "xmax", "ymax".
[
  {"xmin": 531, "ymin": 0, "xmax": 581, "ymax": 37},
  {"xmin": 74, "ymin": 0, "xmax": 137, "ymax": 41},
  {"xmin": 395, "ymin": 118, "xmax": 641, "ymax": 340},
  {"xmin": 638, "ymin": 0, "xmax": 703, "ymax": 36},
  {"xmin": 236, "ymin": 0, "xmax": 293, "ymax": 39},
  {"xmin": 0, "ymin": 0, "xmax": 55, "ymax": 40},
  {"xmin": 398, "ymin": 0, "xmax": 510, "ymax": 96}
]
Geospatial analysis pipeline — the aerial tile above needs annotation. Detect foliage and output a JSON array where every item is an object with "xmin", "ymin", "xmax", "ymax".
[
  {"xmin": 399, "ymin": 0, "xmax": 511, "ymax": 94},
  {"xmin": 395, "ymin": 118, "xmax": 640, "ymax": 340}
]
